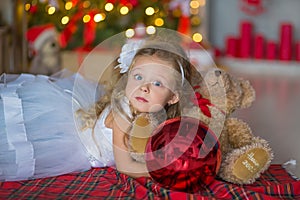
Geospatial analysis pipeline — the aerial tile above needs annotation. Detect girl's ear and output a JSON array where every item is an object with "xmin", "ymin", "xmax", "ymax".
[{"xmin": 168, "ymin": 92, "xmax": 179, "ymax": 105}]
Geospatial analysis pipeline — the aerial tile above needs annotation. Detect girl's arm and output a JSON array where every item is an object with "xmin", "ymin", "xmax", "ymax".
[{"xmin": 112, "ymin": 112, "xmax": 150, "ymax": 178}]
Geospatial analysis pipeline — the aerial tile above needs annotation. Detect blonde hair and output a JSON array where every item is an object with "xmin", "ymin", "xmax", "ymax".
[{"xmin": 77, "ymin": 36, "xmax": 198, "ymax": 130}]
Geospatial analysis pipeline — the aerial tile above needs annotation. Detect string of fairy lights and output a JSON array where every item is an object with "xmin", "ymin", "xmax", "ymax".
[{"xmin": 25, "ymin": 0, "xmax": 206, "ymax": 45}]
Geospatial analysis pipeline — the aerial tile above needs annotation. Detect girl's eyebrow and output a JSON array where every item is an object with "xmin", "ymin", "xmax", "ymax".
[
  {"xmin": 129, "ymin": 67, "xmax": 142, "ymax": 73},
  {"xmin": 130, "ymin": 66, "xmax": 173, "ymax": 83}
]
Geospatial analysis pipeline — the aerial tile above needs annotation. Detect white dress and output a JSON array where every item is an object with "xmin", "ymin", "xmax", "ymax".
[{"xmin": 0, "ymin": 71, "xmax": 115, "ymax": 181}]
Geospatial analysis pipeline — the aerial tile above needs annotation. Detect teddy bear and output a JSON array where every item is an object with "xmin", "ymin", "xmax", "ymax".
[
  {"xmin": 127, "ymin": 68, "xmax": 273, "ymax": 185},
  {"xmin": 189, "ymin": 68, "xmax": 274, "ymax": 184},
  {"xmin": 26, "ymin": 24, "xmax": 62, "ymax": 75}
]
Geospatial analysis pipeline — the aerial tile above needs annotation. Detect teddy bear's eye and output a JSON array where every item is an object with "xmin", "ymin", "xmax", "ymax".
[{"xmin": 215, "ymin": 70, "xmax": 222, "ymax": 77}]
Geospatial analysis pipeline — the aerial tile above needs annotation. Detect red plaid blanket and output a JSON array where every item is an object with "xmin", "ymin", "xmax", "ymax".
[{"xmin": 0, "ymin": 164, "xmax": 299, "ymax": 200}]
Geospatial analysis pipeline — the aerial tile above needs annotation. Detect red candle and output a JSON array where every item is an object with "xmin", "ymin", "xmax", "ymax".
[
  {"xmin": 214, "ymin": 47, "xmax": 223, "ymax": 58},
  {"xmin": 225, "ymin": 36, "xmax": 239, "ymax": 57},
  {"xmin": 239, "ymin": 21, "xmax": 253, "ymax": 58},
  {"xmin": 266, "ymin": 40, "xmax": 277, "ymax": 60},
  {"xmin": 296, "ymin": 42, "xmax": 300, "ymax": 61},
  {"xmin": 254, "ymin": 34, "xmax": 265, "ymax": 59},
  {"xmin": 279, "ymin": 23, "xmax": 293, "ymax": 61}
]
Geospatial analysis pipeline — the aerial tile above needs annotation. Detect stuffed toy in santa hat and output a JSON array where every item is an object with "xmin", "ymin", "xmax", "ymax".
[{"xmin": 26, "ymin": 24, "xmax": 62, "ymax": 75}]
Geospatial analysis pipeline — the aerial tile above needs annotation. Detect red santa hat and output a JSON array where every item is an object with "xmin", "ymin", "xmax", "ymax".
[{"xmin": 26, "ymin": 24, "xmax": 57, "ymax": 52}]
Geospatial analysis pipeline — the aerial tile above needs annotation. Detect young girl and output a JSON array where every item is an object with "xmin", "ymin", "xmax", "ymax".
[{"xmin": 0, "ymin": 35, "xmax": 198, "ymax": 181}]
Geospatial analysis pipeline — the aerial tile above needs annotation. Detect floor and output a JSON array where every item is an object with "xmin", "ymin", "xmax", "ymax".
[{"xmin": 226, "ymin": 59, "xmax": 300, "ymax": 178}]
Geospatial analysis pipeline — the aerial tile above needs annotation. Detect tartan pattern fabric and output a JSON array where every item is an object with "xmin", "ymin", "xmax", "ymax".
[{"xmin": 0, "ymin": 164, "xmax": 299, "ymax": 200}]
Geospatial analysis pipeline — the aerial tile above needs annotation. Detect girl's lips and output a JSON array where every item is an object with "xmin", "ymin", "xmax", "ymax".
[{"xmin": 135, "ymin": 97, "xmax": 148, "ymax": 103}]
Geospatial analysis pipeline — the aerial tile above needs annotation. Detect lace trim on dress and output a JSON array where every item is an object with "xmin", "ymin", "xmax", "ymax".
[{"xmin": 0, "ymin": 74, "xmax": 35, "ymax": 180}]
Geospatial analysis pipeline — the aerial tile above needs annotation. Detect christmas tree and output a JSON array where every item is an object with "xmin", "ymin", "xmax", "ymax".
[{"xmin": 25, "ymin": 0, "xmax": 204, "ymax": 50}]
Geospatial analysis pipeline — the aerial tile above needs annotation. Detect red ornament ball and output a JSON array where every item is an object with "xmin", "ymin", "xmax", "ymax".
[{"xmin": 145, "ymin": 117, "xmax": 221, "ymax": 193}]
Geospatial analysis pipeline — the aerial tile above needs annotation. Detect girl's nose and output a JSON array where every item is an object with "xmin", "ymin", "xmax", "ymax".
[{"xmin": 140, "ymin": 83, "xmax": 150, "ymax": 93}]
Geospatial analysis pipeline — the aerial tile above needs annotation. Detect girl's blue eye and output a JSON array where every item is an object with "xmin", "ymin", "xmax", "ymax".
[
  {"xmin": 134, "ymin": 74, "xmax": 143, "ymax": 81},
  {"xmin": 152, "ymin": 81, "xmax": 162, "ymax": 87}
]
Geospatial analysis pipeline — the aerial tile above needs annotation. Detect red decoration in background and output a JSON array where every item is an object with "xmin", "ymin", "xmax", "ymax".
[
  {"xmin": 266, "ymin": 40, "xmax": 277, "ymax": 60},
  {"xmin": 28, "ymin": 5, "xmax": 37, "ymax": 14},
  {"xmin": 296, "ymin": 42, "xmax": 300, "ymax": 61},
  {"xmin": 120, "ymin": 0, "xmax": 128, "ymax": 5},
  {"xmin": 59, "ymin": 8, "xmax": 98, "ymax": 50},
  {"xmin": 59, "ymin": 11, "xmax": 83, "ymax": 48},
  {"xmin": 222, "ymin": 21, "xmax": 298, "ymax": 61},
  {"xmin": 71, "ymin": 0, "xmax": 79, "ymax": 6},
  {"xmin": 239, "ymin": 0, "xmax": 265, "ymax": 16},
  {"xmin": 106, "ymin": 0, "xmax": 117, "ymax": 3},
  {"xmin": 27, "ymin": 0, "xmax": 198, "ymax": 51},
  {"xmin": 214, "ymin": 47, "xmax": 223, "ymax": 58},
  {"xmin": 177, "ymin": 15, "xmax": 191, "ymax": 35},
  {"xmin": 279, "ymin": 23, "xmax": 293, "ymax": 61},
  {"xmin": 254, "ymin": 34, "xmax": 265, "ymax": 59},
  {"xmin": 239, "ymin": 21, "xmax": 253, "ymax": 58},
  {"xmin": 83, "ymin": 10, "xmax": 98, "ymax": 49},
  {"xmin": 225, "ymin": 36, "xmax": 239, "ymax": 57},
  {"xmin": 169, "ymin": 0, "xmax": 191, "ymax": 35},
  {"xmin": 120, "ymin": 0, "xmax": 139, "ymax": 7}
]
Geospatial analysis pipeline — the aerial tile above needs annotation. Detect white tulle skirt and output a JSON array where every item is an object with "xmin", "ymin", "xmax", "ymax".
[{"xmin": 0, "ymin": 71, "xmax": 103, "ymax": 181}]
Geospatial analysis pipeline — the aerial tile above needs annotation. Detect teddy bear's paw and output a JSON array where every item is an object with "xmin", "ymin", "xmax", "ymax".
[
  {"xmin": 231, "ymin": 147, "xmax": 271, "ymax": 184},
  {"xmin": 219, "ymin": 139, "xmax": 273, "ymax": 184}
]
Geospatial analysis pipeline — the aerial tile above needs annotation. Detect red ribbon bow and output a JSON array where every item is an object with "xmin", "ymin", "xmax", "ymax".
[{"xmin": 191, "ymin": 86, "xmax": 212, "ymax": 118}]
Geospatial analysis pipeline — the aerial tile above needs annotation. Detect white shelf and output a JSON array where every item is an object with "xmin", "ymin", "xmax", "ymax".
[{"xmin": 218, "ymin": 57, "xmax": 300, "ymax": 79}]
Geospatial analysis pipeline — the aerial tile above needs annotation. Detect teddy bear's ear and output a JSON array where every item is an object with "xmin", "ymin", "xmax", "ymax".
[{"xmin": 239, "ymin": 79, "xmax": 256, "ymax": 108}]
